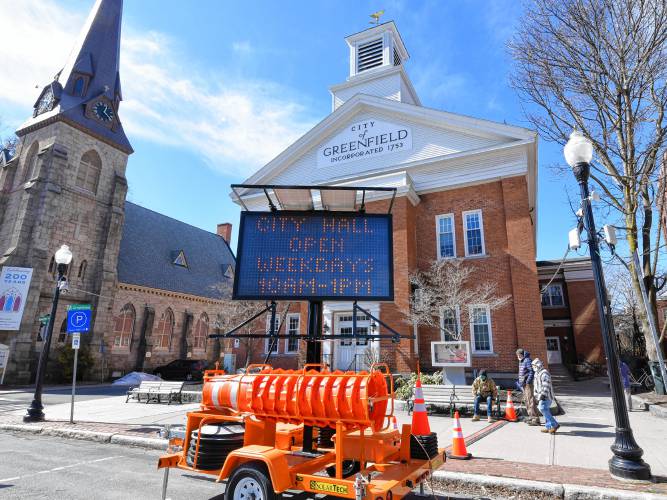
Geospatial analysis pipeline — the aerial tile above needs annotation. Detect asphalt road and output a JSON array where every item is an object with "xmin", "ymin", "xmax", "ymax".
[
  {"xmin": 0, "ymin": 432, "xmax": 473, "ymax": 500},
  {"xmin": 0, "ymin": 385, "xmax": 127, "ymax": 416}
]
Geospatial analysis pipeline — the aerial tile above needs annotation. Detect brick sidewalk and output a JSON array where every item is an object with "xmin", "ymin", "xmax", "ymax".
[{"xmin": 440, "ymin": 456, "xmax": 667, "ymax": 496}]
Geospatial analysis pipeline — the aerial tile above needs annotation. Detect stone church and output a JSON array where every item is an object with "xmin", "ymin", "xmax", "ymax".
[{"xmin": 0, "ymin": 0, "xmax": 235, "ymax": 384}]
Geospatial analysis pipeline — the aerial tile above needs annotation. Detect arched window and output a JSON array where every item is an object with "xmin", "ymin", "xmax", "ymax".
[
  {"xmin": 73, "ymin": 77, "xmax": 85, "ymax": 96},
  {"xmin": 22, "ymin": 142, "xmax": 39, "ymax": 183},
  {"xmin": 78, "ymin": 260, "xmax": 87, "ymax": 281},
  {"xmin": 154, "ymin": 308, "xmax": 174, "ymax": 350},
  {"xmin": 113, "ymin": 304, "xmax": 135, "ymax": 348},
  {"xmin": 58, "ymin": 318, "xmax": 67, "ymax": 343},
  {"xmin": 193, "ymin": 313, "xmax": 209, "ymax": 350},
  {"xmin": 76, "ymin": 150, "xmax": 101, "ymax": 194}
]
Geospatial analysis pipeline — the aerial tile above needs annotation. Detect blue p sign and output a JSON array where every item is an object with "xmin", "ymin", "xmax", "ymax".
[{"xmin": 67, "ymin": 305, "xmax": 92, "ymax": 333}]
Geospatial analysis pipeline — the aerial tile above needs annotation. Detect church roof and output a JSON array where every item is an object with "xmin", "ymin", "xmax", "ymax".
[
  {"xmin": 117, "ymin": 202, "xmax": 236, "ymax": 300},
  {"xmin": 16, "ymin": 0, "xmax": 132, "ymax": 153}
]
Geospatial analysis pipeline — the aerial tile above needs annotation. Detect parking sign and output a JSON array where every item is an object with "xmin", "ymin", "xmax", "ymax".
[{"xmin": 67, "ymin": 304, "xmax": 92, "ymax": 333}]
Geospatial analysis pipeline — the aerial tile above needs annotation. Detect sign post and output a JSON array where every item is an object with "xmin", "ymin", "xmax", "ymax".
[
  {"xmin": 66, "ymin": 304, "xmax": 91, "ymax": 424},
  {"xmin": 70, "ymin": 333, "xmax": 80, "ymax": 423}
]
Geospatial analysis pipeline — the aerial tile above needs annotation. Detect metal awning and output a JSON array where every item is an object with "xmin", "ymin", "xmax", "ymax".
[{"xmin": 230, "ymin": 184, "xmax": 397, "ymax": 213}]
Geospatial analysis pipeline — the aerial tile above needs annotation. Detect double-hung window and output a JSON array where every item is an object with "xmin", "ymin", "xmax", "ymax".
[
  {"xmin": 440, "ymin": 307, "xmax": 461, "ymax": 341},
  {"xmin": 265, "ymin": 315, "xmax": 280, "ymax": 353},
  {"xmin": 469, "ymin": 305, "xmax": 493, "ymax": 353},
  {"xmin": 436, "ymin": 214, "xmax": 456, "ymax": 259},
  {"xmin": 285, "ymin": 314, "xmax": 300, "ymax": 353},
  {"xmin": 463, "ymin": 210, "xmax": 485, "ymax": 257},
  {"xmin": 541, "ymin": 283, "xmax": 564, "ymax": 307}
]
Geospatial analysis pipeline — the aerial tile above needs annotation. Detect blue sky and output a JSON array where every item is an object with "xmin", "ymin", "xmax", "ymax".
[{"xmin": 0, "ymin": 0, "xmax": 584, "ymax": 260}]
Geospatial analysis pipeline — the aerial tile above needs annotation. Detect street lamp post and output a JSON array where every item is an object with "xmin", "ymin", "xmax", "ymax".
[
  {"xmin": 564, "ymin": 131, "xmax": 651, "ymax": 481},
  {"xmin": 24, "ymin": 244, "xmax": 73, "ymax": 422}
]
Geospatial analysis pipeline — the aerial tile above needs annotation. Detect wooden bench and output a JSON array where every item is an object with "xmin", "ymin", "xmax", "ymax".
[
  {"xmin": 125, "ymin": 381, "xmax": 185, "ymax": 404},
  {"xmin": 407, "ymin": 384, "xmax": 503, "ymax": 417}
]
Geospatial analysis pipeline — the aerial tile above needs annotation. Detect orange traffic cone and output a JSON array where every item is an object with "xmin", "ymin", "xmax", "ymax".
[
  {"xmin": 411, "ymin": 372, "xmax": 431, "ymax": 435},
  {"xmin": 504, "ymin": 390, "xmax": 518, "ymax": 422},
  {"xmin": 446, "ymin": 411, "xmax": 471, "ymax": 460},
  {"xmin": 391, "ymin": 415, "xmax": 399, "ymax": 431}
]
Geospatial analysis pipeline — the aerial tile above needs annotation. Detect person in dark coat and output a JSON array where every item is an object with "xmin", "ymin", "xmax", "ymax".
[{"xmin": 516, "ymin": 348, "xmax": 540, "ymax": 425}]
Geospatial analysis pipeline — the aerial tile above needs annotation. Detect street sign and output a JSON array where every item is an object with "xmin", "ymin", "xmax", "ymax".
[
  {"xmin": 71, "ymin": 333, "xmax": 81, "ymax": 350},
  {"xmin": 67, "ymin": 304, "xmax": 92, "ymax": 333},
  {"xmin": 39, "ymin": 314, "xmax": 50, "ymax": 326}
]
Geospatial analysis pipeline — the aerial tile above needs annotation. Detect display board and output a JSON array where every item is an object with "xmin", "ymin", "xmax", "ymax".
[
  {"xmin": 234, "ymin": 211, "xmax": 393, "ymax": 301},
  {"xmin": 431, "ymin": 341, "xmax": 472, "ymax": 367}
]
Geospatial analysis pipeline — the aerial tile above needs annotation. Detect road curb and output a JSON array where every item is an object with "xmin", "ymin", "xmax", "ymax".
[
  {"xmin": 563, "ymin": 483, "xmax": 667, "ymax": 499},
  {"xmin": 432, "ymin": 470, "xmax": 664, "ymax": 500},
  {"xmin": 41, "ymin": 427, "xmax": 113, "ymax": 443},
  {"xmin": 109, "ymin": 434, "xmax": 168, "ymax": 450},
  {"xmin": 0, "ymin": 422, "xmax": 167, "ymax": 450},
  {"xmin": 0, "ymin": 423, "xmax": 44, "ymax": 433},
  {"xmin": 432, "ymin": 470, "xmax": 564, "ymax": 498}
]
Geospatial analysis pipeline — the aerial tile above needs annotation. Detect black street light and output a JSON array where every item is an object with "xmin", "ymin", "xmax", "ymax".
[
  {"xmin": 24, "ymin": 244, "xmax": 72, "ymax": 422},
  {"xmin": 564, "ymin": 131, "xmax": 651, "ymax": 481}
]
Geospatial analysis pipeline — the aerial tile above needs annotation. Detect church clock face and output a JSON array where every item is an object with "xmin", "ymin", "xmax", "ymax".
[
  {"xmin": 35, "ymin": 88, "xmax": 55, "ymax": 115},
  {"xmin": 93, "ymin": 101, "xmax": 114, "ymax": 123}
]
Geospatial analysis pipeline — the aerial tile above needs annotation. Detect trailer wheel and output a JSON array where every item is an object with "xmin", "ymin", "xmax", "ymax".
[
  {"xmin": 225, "ymin": 463, "xmax": 278, "ymax": 500},
  {"xmin": 326, "ymin": 460, "xmax": 361, "ymax": 478}
]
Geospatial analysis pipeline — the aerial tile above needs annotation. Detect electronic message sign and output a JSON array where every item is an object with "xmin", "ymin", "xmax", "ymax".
[{"xmin": 234, "ymin": 212, "xmax": 393, "ymax": 301}]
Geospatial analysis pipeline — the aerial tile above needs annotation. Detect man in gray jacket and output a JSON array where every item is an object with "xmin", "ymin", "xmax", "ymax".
[{"xmin": 532, "ymin": 358, "xmax": 559, "ymax": 433}]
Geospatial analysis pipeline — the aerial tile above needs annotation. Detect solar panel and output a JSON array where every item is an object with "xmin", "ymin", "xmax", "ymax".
[
  {"xmin": 273, "ymin": 188, "xmax": 314, "ymax": 211},
  {"xmin": 320, "ymin": 189, "xmax": 357, "ymax": 211}
]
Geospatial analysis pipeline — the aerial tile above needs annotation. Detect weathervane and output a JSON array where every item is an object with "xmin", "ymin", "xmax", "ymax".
[{"xmin": 369, "ymin": 10, "xmax": 385, "ymax": 25}]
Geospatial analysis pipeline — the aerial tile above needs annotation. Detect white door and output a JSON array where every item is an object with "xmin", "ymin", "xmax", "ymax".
[
  {"xmin": 545, "ymin": 337, "xmax": 562, "ymax": 364},
  {"xmin": 335, "ymin": 313, "xmax": 370, "ymax": 371}
]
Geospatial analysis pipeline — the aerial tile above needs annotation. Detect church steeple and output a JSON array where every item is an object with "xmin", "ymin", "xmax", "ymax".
[{"xmin": 16, "ymin": 0, "xmax": 132, "ymax": 153}]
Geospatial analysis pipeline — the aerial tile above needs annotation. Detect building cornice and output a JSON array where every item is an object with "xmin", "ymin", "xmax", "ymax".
[{"xmin": 118, "ymin": 282, "xmax": 227, "ymax": 305}]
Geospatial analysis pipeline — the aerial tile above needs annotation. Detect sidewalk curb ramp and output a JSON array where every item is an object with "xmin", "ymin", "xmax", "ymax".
[
  {"xmin": 0, "ymin": 423, "xmax": 168, "ymax": 450},
  {"xmin": 432, "ymin": 471, "xmax": 666, "ymax": 500}
]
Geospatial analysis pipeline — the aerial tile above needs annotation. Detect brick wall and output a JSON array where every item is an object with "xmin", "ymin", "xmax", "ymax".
[{"xmin": 566, "ymin": 280, "xmax": 604, "ymax": 363}]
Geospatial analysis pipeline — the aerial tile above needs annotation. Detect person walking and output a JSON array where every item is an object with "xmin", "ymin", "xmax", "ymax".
[
  {"xmin": 516, "ymin": 348, "xmax": 540, "ymax": 426},
  {"xmin": 471, "ymin": 369, "xmax": 498, "ymax": 422},
  {"xmin": 620, "ymin": 360, "xmax": 633, "ymax": 411},
  {"xmin": 532, "ymin": 358, "xmax": 559, "ymax": 433}
]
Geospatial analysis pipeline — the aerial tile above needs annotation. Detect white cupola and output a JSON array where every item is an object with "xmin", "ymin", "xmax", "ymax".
[{"xmin": 330, "ymin": 21, "xmax": 420, "ymax": 111}]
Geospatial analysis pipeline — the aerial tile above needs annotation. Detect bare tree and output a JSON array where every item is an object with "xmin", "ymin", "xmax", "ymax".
[
  {"xmin": 0, "ymin": 116, "xmax": 18, "ymax": 157},
  {"xmin": 404, "ymin": 259, "xmax": 511, "ymax": 341},
  {"xmin": 509, "ymin": 0, "xmax": 667, "ymax": 360},
  {"xmin": 607, "ymin": 265, "xmax": 648, "ymax": 359},
  {"xmin": 209, "ymin": 281, "xmax": 295, "ymax": 368}
]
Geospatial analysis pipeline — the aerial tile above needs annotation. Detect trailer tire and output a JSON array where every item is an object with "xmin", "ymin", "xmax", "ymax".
[
  {"xmin": 326, "ymin": 460, "xmax": 361, "ymax": 478},
  {"xmin": 225, "ymin": 462, "xmax": 279, "ymax": 500}
]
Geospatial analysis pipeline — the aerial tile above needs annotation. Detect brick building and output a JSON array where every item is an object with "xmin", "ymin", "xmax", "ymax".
[
  {"xmin": 537, "ymin": 258, "xmax": 604, "ymax": 365},
  {"xmin": 235, "ymin": 21, "xmax": 548, "ymax": 376},
  {"xmin": 0, "ymin": 0, "xmax": 235, "ymax": 384}
]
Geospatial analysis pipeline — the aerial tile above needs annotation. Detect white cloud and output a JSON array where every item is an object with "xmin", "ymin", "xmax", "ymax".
[
  {"xmin": 232, "ymin": 41, "xmax": 253, "ymax": 54},
  {"xmin": 0, "ymin": 0, "xmax": 316, "ymax": 177}
]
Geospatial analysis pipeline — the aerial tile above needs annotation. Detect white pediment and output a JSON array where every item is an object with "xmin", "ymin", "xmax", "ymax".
[{"xmin": 239, "ymin": 94, "xmax": 536, "ymax": 203}]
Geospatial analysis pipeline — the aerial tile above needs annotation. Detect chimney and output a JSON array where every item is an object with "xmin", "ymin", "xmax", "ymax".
[{"xmin": 217, "ymin": 223, "xmax": 232, "ymax": 243}]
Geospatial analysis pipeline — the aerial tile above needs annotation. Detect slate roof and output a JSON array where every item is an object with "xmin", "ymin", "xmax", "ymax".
[
  {"xmin": 117, "ymin": 202, "xmax": 235, "ymax": 300},
  {"xmin": 16, "ymin": 0, "xmax": 132, "ymax": 153}
]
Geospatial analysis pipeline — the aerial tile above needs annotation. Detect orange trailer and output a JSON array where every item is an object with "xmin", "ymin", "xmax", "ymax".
[{"xmin": 158, "ymin": 364, "xmax": 444, "ymax": 500}]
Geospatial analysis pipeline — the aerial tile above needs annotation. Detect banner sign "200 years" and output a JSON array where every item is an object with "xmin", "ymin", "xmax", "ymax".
[
  {"xmin": 317, "ymin": 119, "xmax": 412, "ymax": 168},
  {"xmin": 233, "ymin": 212, "xmax": 394, "ymax": 301}
]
